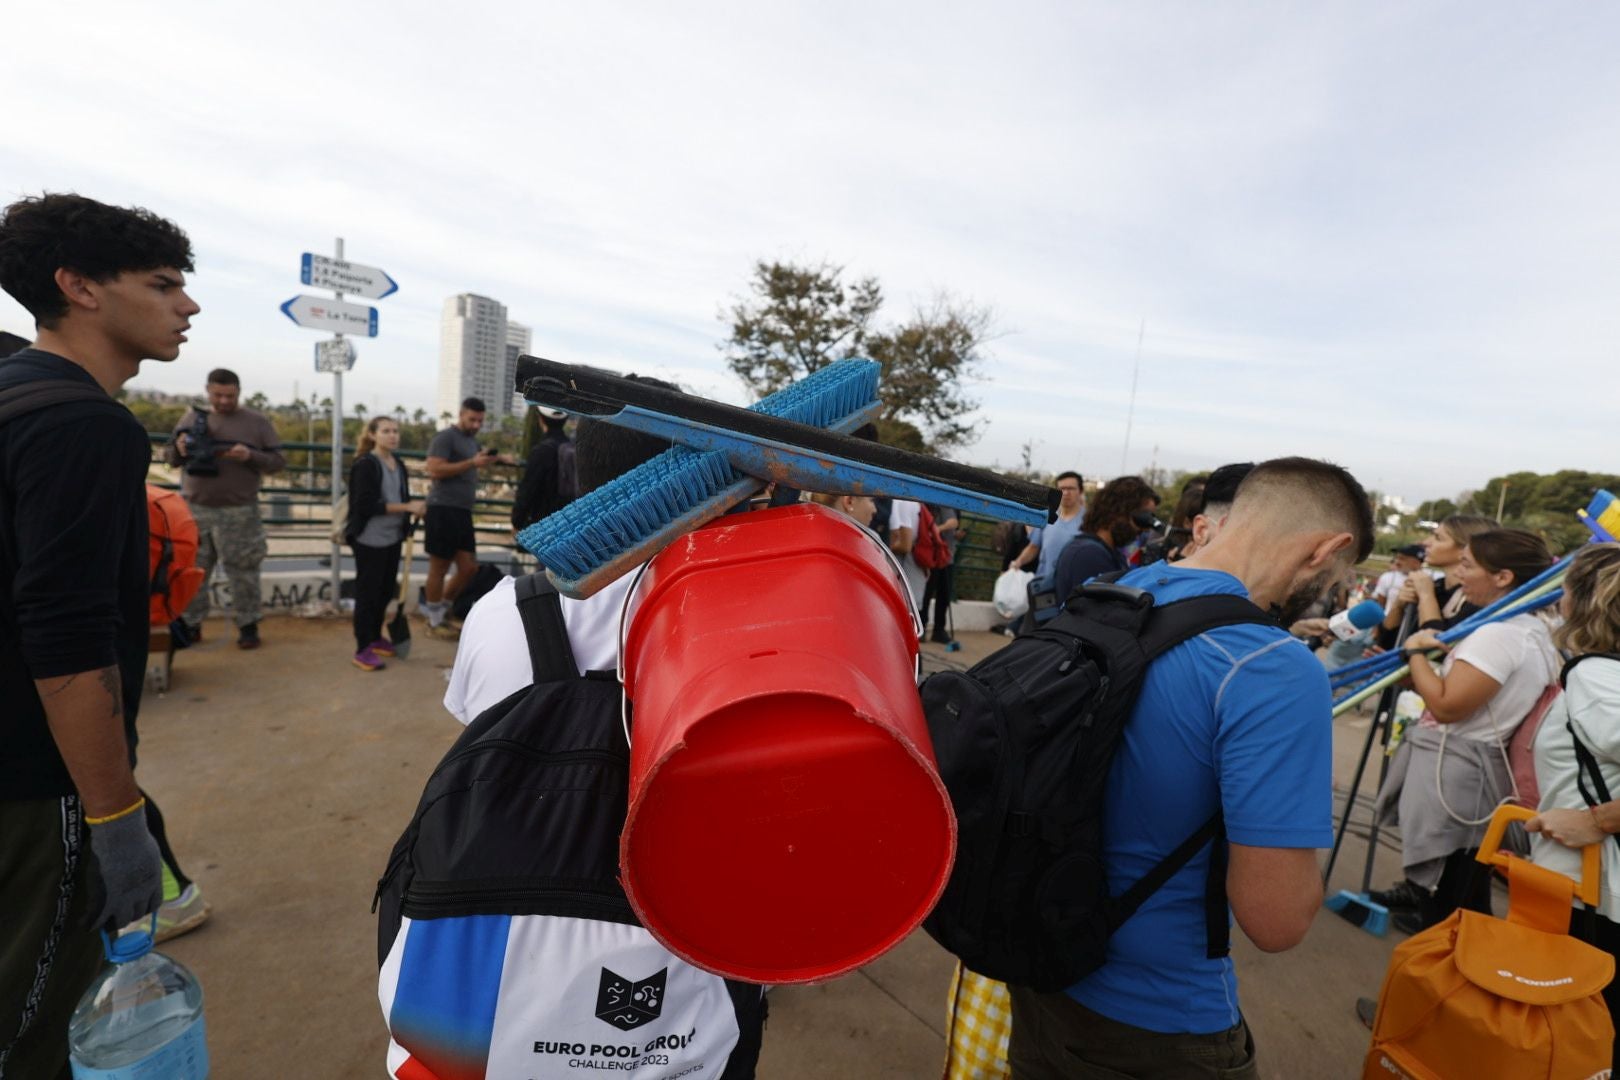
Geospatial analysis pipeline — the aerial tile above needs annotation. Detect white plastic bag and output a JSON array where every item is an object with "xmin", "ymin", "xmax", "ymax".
[{"xmin": 993, "ymin": 569, "xmax": 1034, "ymax": 620}]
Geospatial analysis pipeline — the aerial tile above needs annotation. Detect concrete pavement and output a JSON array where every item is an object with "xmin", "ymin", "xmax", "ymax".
[{"xmin": 131, "ymin": 616, "xmax": 1413, "ymax": 1077}]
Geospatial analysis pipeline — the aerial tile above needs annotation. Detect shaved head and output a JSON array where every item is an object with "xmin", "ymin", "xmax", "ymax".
[{"xmin": 1227, "ymin": 457, "xmax": 1374, "ymax": 564}]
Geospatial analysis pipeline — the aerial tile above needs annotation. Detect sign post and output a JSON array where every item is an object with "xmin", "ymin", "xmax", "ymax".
[
  {"xmin": 329, "ymin": 239, "xmax": 345, "ymax": 611},
  {"xmin": 282, "ymin": 243, "xmax": 396, "ymax": 613}
]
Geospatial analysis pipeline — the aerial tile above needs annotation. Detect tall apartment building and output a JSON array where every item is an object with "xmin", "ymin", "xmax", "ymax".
[
  {"xmin": 505, "ymin": 321, "xmax": 532, "ymax": 417},
  {"xmin": 438, "ymin": 294, "xmax": 510, "ymax": 421}
]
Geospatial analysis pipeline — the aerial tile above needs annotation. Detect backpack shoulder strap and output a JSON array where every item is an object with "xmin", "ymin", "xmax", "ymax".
[
  {"xmin": 1101, "ymin": 588, "xmax": 1274, "ymax": 960},
  {"xmin": 514, "ymin": 572, "xmax": 578, "ymax": 684},
  {"xmin": 0, "ymin": 380, "xmax": 114, "ymax": 425},
  {"xmin": 1139, "ymin": 593, "xmax": 1276, "ymax": 660},
  {"xmin": 1562, "ymin": 652, "xmax": 1620, "ymax": 689}
]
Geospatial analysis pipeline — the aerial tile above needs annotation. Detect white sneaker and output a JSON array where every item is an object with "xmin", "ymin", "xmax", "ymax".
[{"xmin": 121, "ymin": 883, "xmax": 211, "ymax": 943}]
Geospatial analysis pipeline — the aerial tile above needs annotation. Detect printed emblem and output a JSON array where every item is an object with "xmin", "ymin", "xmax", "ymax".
[{"xmin": 596, "ymin": 967, "xmax": 667, "ymax": 1031}]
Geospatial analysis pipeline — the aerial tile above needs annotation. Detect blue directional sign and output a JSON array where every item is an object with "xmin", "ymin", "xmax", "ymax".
[
  {"xmin": 299, "ymin": 253, "xmax": 398, "ymax": 300},
  {"xmin": 280, "ymin": 295, "xmax": 379, "ymax": 337}
]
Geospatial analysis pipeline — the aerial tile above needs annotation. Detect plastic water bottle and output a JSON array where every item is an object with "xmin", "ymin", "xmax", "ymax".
[{"xmin": 68, "ymin": 921, "xmax": 208, "ymax": 1079}]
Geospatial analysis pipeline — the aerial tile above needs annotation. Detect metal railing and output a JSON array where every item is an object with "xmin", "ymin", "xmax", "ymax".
[{"xmin": 145, "ymin": 436, "xmax": 530, "ymax": 556}]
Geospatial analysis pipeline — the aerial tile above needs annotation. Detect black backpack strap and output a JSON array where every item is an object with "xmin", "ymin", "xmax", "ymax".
[
  {"xmin": 514, "ymin": 573, "xmax": 578, "ymax": 683},
  {"xmin": 0, "ymin": 380, "xmax": 114, "ymax": 424},
  {"xmin": 1106, "ymin": 592, "xmax": 1274, "ymax": 959},
  {"xmin": 1562, "ymin": 652, "xmax": 1620, "ymax": 690},
  {"xmin": 1139, "ymin": 594, "xmax": 1276, "ymax": 659},
  {"xmin": 1568, "ymin": 719, "xmax": 1620, "ymax": 858}
]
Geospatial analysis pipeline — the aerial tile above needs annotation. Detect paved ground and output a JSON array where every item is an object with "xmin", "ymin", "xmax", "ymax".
[{"xmin": 133, "ymin": 615, "xmax": 1420, "ymax": 1077}]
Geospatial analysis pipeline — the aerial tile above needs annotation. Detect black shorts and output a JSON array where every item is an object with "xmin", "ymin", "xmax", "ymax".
[{"xmin": 424, "ymin": 505, "xmax": 476, "ymax": 558}]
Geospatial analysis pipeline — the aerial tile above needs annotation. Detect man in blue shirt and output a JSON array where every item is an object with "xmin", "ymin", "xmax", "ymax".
[
  {"xmin": 1007, "ymin": 457, "xmax": 1374, "ymax": 1079},
  {"xmin": 1011, "ymin": 470, "xmax": 1084, "ymax": 582}
]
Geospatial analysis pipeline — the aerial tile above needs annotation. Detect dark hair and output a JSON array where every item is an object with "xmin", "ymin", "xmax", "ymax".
[
  {"xmin": 1234, "ymin": 457, "xmax": 1374, "ymax": 562},
  {"xmin": 461, "ymin": 397, "xmax": 487, "ymax": 413},
  {"xmin": 1467, "ymin": 528, "xmax": 1554, "ymax": 587},
  {"xmin": 1199, "ymin": 463, "xmax": 1254, "ymax": 514},
  {"xmin": 0, "ymin": 193, "xmax": 194, "ymax": 328},
  {"xmin": 1055, "ymin": 470, "xmax": 1083, "ymax": 488},
  {"xmin": 1084, "ymin": 476, "xmax": 1159, "ymax": 547},
  {"xmin": 574, "ymin": 375, "xmax": 682, "ymax": 495},
  {"xmin": 206, "ymin": 368, "xmax": 239, "ymax": 387},
  {"xmin": 1169, "ymin": 478, "xmax": 1207, "ymax": 530}
]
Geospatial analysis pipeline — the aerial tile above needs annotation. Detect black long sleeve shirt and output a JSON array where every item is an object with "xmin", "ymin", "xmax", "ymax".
[{"xmin": 0, "ymin": 350, "xmax": 151, "ymax": 799}]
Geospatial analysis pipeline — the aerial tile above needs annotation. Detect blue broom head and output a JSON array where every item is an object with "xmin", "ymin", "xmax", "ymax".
[{"xmin": 518, "ymin": 360, "xmax": 880, "ymax": 581}]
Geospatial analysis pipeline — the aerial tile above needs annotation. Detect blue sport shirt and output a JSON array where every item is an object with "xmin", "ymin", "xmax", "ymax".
[{"xmin": 1066, "ymin": 564, "xmax": 1334, "ymax": 1034}]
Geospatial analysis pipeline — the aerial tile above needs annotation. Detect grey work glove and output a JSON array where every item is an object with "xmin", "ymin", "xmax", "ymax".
[{"xmin": 86, "ymin": 808, "xmax": 164, "ymax": 932}]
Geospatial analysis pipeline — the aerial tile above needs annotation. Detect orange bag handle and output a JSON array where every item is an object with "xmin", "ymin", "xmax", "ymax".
[{"xmin": 1476, "ymin": 804, "xmax": 1601, "ymax": 907}]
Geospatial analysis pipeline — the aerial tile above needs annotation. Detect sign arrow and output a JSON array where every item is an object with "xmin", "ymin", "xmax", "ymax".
[
  {"xmin": 300, "ymin": 253, "xmax": 398, "ymax": 300},
  {"xmin": 280, "ymin": 295, "xmax": 379, "ymax": 337}
]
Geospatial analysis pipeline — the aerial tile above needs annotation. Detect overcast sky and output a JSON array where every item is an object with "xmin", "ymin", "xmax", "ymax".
[{"xmin": 5, "ymin": 2, "xmax": 1618, "ymax": 502}]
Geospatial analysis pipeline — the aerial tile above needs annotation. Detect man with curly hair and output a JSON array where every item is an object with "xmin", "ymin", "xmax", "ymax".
[{"xmin": 0, "ymin": 193, "xmax": 200, "ymax": 1077}]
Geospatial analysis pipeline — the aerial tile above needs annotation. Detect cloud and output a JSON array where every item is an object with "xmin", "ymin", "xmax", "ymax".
[{"xmin": 3, "ymin": 1, "xmax": 1618, "ymax": 505}]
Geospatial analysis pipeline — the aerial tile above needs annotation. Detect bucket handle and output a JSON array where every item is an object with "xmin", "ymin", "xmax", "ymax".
[
  {"xmin": 615, "ymin": 559, "xmax": 657, "ymax": 750},
  {"xmin": 860, "ymin": 519, "xmax": 925, "ymax": 679}
]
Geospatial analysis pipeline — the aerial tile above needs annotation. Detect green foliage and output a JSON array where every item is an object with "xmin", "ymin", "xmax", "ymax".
[
  {"xmin": 865, "ymin": 299, "xmax": 989, "ymax": 453},
  {"xmin": 723, "ymin": 260, "xmax": 988, "ymax": 453},
  {"xmin": 723, "ymin": 261, "xmax": 882, "ymax": 395},
  {"xmin": 1423, "ymin": 469, "xmax": 1620, "ymax": 555}
]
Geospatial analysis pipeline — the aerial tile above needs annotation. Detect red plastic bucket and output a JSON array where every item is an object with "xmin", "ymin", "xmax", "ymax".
[{"xmin": 620, "ymin": 502, "xmax": 956, "ymax": 984}]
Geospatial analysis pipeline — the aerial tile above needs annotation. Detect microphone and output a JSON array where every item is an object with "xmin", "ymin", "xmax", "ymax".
[
  {"xmin": 1131, "ymin": 509, "xmax": 1167, "ymax": 535},
  {"xmin": 1329, "ymin": 600, "xmax": 1385, "ymax": 641}
]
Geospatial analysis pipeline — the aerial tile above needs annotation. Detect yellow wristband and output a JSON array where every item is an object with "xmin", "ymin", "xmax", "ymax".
[{"xmin": 85, "ymin": 796, "xmax": 146, "ymax": 826}]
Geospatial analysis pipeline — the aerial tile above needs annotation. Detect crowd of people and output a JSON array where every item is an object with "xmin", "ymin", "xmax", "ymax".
[{"xmin": 4, "ymin": 190, "xmax": 1619, "ymax": 1079}]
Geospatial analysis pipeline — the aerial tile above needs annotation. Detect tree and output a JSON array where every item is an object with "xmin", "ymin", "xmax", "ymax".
[
  {"xmin": 721, "ymin": 261, "xmax": 989, "ymax": 453},
  {"xmin": 865, "ymin": 297, "xmax": 988, "ymax": 453},
  {"xmin": 723, "ymin": 261, "xmax": 882, "ymax": 397},
  {"xmin": 246, "ymin": 391, "xmax": 270, "ymax": 411}
]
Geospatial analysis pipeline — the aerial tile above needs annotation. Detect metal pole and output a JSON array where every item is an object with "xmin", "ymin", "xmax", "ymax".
[
  {"xmin": 1495, "ymin": 480, "xmax": 1509, "ymax": 523},
  {"xmin": 330, "ymin": 237, "xmax": 345, "ymax": 611},
  {"xmin": 1120, "ymin": 318, "xmax": 1145, "ymax": 474}
]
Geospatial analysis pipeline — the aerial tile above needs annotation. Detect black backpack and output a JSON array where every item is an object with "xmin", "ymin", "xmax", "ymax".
[
  {"xmin": 374, "ymin": 574, "xmax": 764, "ymax": 1078},
  {"xmin": 919, "ymin": 579, "xmax": 1274, "ymax": 991}
]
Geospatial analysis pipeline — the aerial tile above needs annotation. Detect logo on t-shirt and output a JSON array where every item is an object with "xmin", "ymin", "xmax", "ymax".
[{"xmin": 596, "ymin": 967, "xmax": 666, "ymax": 1031}]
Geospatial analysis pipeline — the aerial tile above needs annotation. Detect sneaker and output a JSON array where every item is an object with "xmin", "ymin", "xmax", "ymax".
[
  {"xmin": 122, "ymin": 883, "xmax": 211, "ymax": 944},
  {"xmin": 428, "ymin": 623, "xmax": 461, "ymax": 641},
  {"xmin": 1368, "ymin": 879, "xmax": 1430, "ymax": 910},
  {"xmin": 929, "ymin": 630, "xmax": 954, "ymax": 645},
  {"xmin": 353, "ymin": 647, "xmax": 387, "ymax": 671},
  {"xmin": 237, "ymin": 622, "xmax": 260, "ymax": 650},
  {"xmin": 369, "ymin": 639, "xmax": 397, "ymax": 658}
]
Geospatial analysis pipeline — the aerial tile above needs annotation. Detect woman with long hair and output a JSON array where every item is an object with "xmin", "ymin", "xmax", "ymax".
[
  {"xmin": 1372, "ymin": 529, "xmax": 1560, "ymax": 930},
  {"xmin": 1378, "ymin": 513, "xmax": 1498, "ymax": 647},
  {"xmin": 344, "ymin": 417, "xmax": 424, "ymax": 671},
  {"xmin": 1525, "ymin": 543, "xmax": 1620, "ymax": 1067}
]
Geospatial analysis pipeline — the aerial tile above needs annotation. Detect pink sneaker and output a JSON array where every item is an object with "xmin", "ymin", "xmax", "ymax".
[
  {"xmin": 352, "ymin": 647, "xmax": 387, "ymax": 672},
  {"xmin": 369, "ymin": 639, "xmax": 397, "ymax": 658}
]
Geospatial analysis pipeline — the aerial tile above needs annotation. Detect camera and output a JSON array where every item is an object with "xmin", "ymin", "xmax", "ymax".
[{"xmin": 183, "ymin": 407, "xmax": 218, "ymax": 477}]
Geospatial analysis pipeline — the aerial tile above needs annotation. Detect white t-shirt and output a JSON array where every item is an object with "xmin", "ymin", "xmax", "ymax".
[
  {"xmin": 1531, "ymin": 657, "xmax": 1620, "ymax": 920},
  {"xmin": 1373, "ymin": 570, "xmax": 1408, "ymax": 602},
  {"xmin": 886, "ymin": 499, "xmax": 927, "ymax": 610},
  {"xmin": 443, "ymin": 573, "xmax": 636, "ymax": 726},
  {"xmin": 1437, "ymin": 613, "xmax": 1559, "ymax": 743}
]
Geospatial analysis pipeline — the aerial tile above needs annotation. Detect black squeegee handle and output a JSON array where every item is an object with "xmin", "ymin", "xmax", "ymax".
[{"xmin": 515, "ymin": 355, "xmax": 1059, "ymax": 523}]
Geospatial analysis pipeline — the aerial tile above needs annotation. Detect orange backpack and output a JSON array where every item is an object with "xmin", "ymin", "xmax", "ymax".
[
  {"xmin": 148, "ymin": 485, "xmax": 206, "ymax": 627},
  {"xmin": 1364, "ymin": 805, "xmax": 1615, "ymax": 1080}
]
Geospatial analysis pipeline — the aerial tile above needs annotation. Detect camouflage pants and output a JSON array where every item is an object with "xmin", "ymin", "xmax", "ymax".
[{"xmin": 182, "ymin": 503, "xmax": 268, "ymax": 629}]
